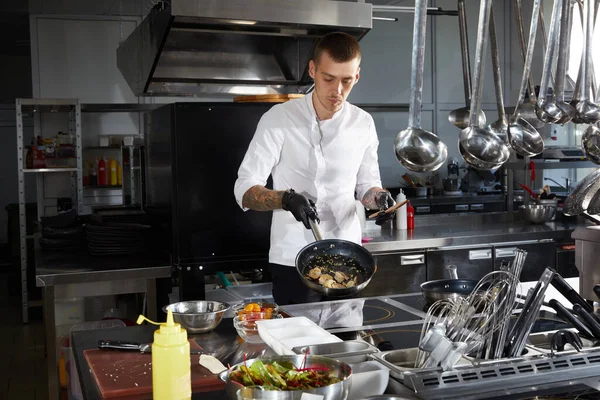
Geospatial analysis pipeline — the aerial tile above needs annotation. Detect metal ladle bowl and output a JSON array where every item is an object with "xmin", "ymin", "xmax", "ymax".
[
  {"xmin": 395, "ymin": 127, "xmax": 448, "ymax": 172},
  {"xmin": 555, "ymin": 102, "xmax": 577, "ymax": 124},
  {"xmin": 459, "ymin": 125, "xmax": 510, "ymax": 170},
  {"xmin": 449, "ymin": 108, "xmax": 487, "ymax": 130},
  {"xmin": 574, "ymin": 101, "xmax": 600, "ymax": 124},
  {"xmin": 582, "ymin": 124, "xmax": 600, "ymax": 164},
  {"xmin": 508, "ymin": 114, "xmax": 545, "ymax": 157},
  {"xmin": 488, "ymin": 118, "xmax": 509, "ymax": 142},
  {"xmin": 518, "ymin": 102, "xmax": 546, "ymax": 129},
  {"xmin": 536, "ymin": 99, "xmax": 565, "ymax": 124}
]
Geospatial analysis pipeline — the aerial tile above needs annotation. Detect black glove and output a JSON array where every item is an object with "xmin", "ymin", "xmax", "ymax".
[
  {"xmin": 282, "ymin": 189, "xmax": 319, "ymax": 230},
  {"xmin": 375, "ymin": 190, "xmax": 396, "ymax": 226}
]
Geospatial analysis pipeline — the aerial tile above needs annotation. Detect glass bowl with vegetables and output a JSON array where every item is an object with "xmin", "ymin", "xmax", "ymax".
[
  {"xmin": 233, "ymin": 301, "xmax": 280, "ymax": 322},
  {"xmin": 219, "ymin": 355, "xmax": 352, "ymax": 400}
]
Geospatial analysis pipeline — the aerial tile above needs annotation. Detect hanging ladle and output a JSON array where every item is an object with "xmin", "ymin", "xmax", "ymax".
[
  {"xmin": 514, "ymin": 0, "xmax": 545, "ymax": 130},
  {"xmin": 535, "ymin": 0, "xmax": 564, "ymax": 123},
  {"xmin": 573, "ymin": 0, "xmax": 600, "ymax": 124},
  {"xmin": 448, "ymin": 0, "xmax": 486, "ymax": 130},
  {"xmin": 553, "ymin": 0, "xmax": 577, "ymax": 125},
  {"xmin": 458, "ymin": 0, "xmax": 510, "ymax": 170},
  {"xmin": 395, "ymin": 0, "xmax": 448, "ymax": 172},
  {"xmin": 487, "ymin": 5, "xmax": 509, "ymax": 141},
  {"xmin": 508, "ymin": 0, "xmax": 545, "ymax": 157}
]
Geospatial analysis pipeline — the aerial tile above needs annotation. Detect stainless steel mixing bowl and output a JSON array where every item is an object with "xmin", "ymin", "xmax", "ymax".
[
  {"xmin": 219, "ymin": 355, "xmax": 353, "ymax": 400},
  {"xmin": 520, "ymin": 204, "xmax": 556, "ymax": 224},
  {"xmin": 163, "ymin": 300, "xmax": 230, "ymax": 333}
]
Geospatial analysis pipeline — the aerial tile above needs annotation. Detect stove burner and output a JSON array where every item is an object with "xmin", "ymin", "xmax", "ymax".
[{"xmin": 363, "ymin": 304, "xmax": 395, "ymax": 324}]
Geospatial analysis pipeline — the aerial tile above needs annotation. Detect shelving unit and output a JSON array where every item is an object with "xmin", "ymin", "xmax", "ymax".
[{"xmin": 16, "ymin": 98, "xmax": 83, "ymax": 323}]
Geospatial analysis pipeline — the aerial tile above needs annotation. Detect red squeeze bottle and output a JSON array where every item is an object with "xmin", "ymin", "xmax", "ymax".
[
  {"xmin": 98, "ymin": 158, "xmax": 107, "ymax": 186},
  {"xmin": 407, "ymin": 202, "xmax": 415, "ymax": 230}
]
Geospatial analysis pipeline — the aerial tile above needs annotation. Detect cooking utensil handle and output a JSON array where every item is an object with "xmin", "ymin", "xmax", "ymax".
[
  {"xmin": 537, "ymin": 0, "xmax": 562, "ymax": 105},
  {"xmin": 594, "ymin": 285, "xmax": 600, "ymax": 301},
  {"xmin": 98, "ymin": 340, "xmax": 142, "ymax": 351},
  {"xmin": 468, "ymin": 0, "xmax": 492, "ymax": 126},
  {"xmin": 457, "ymin": 0, "xmax": 472, "ymax": 107},
  {"xmin": 520, "ymin": 184, "xmax": 538, "ymax": 198},
  {"xmin": 408, "ymin": 0, "xmax": 428, "ymax": 128},
  {"xmin": 489, "ymin": 5, "xmax": 506, "ymax": 121},
  {"xmin": 551, "ymin": 272, "xmax": 594, "ymax": 313},
  {"xmin": 514, "ymin": 0, "xmax": 536, "ymax": 101},
  {"xmin": 446, "ymin": 264, "xmax": 458, "ymax": 280},
  {"xmin": 554, "ymin": 0, "xmax": 573, "ymax": 102},
  {"xmin": 308, "ymin": 218, "xmax": 324, "ymax": 242},
  {"xmin": 548, "ymin": 299, "xmax": 593, "ymax": 338},
  {"xmin": 513, "ymin": 0, "xmax": 542, "ymax": 119},
  {"xmin": 573, "ymin": 304, "xmax": 600, "ymax": 338}
]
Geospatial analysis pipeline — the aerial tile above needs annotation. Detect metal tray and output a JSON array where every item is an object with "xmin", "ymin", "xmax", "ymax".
[{"xmin": 292, "ymin": 340, "xmax": 379, "ymax": 364}]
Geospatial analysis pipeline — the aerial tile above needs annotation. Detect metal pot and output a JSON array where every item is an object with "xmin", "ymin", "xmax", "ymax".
[
  {"xmin": 295, "ymin": 220, "xmax": 377, "ymax": 298},
  {"xmin": 219, "ymin": 355, "xmax": 352, "ymax": 400},
  {"xmin": 420, "ymin": 265, "xmax": 478, "ymax": 304}
]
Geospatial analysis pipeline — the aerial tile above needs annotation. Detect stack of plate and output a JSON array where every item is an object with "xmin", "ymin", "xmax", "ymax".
[{"xmin": 85, "ymin": 222, "xmax": 151, "ymax": 256}]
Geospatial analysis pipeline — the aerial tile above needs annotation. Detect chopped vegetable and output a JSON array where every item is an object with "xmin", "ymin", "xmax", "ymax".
[
  {"xmin": 228, "ymin": 360, "xmax": 341, "ymax": 390},
  {"xmin": 305, "ymin": 254, "xmax": 362, "ymax": 289}
]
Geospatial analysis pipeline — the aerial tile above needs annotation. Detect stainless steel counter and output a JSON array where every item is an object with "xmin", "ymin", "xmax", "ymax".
[{"xmin": 363, "ymin": 212, "xmax": 590, "ymax": 254}]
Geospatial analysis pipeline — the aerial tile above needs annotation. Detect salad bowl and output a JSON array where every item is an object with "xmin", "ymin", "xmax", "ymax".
[{"xmin": 218, "ymin": 355, "xmax": 353, "ymax": 400}]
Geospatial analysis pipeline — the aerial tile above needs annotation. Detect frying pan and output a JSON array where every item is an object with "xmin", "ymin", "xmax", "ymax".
[
  {"xmin": 295, "ymin": 219, "xmax": 376, "ymax": 298},
  {"xmin": 420, "ymin": 265, "xmax": 479, "ymax": 304}
]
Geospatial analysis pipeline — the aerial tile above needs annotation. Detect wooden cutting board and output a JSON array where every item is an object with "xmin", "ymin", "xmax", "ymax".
[
  {"xmin": 233, "ymin": 94, "xmax": 305, "ymax": 103},
  {"xmin": 84, "ymin": 340, "xmax": 224, "ymax": 399}
]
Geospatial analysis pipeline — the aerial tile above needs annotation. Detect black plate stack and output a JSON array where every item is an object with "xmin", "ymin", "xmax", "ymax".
[
  {"xmin": 40, "ymin": 209, "xmax": 86, "ymax": 251},
  {"xmin": 85, "ymin": 222, "xmax": 151, "ymax": 256}
]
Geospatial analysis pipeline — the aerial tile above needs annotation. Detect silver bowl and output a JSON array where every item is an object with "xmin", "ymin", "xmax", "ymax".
[
  {"xmin": 163, "ymin": 300, "xmax": 230, "ymax": 333},
  {"xmin": 219, "ymin": 355, "xmax": 352, "ymax": 400},
  {"xmin": 520, "ymin": 204, "xmax": 556, "ymax": 224}
]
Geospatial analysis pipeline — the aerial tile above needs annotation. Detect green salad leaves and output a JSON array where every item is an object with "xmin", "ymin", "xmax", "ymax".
[{"xmin": 229, "ymin": 360, "xmax": 341, "ymax": 390}]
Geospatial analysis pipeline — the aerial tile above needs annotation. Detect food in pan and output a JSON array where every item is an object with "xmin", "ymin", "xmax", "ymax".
[{"xmin": 305, "ymin": 254, "xmax": 362, "ymax": 289}]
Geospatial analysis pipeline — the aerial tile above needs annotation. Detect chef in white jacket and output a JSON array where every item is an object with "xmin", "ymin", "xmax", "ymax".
[{"xmin": 234, "ymin": 32, "xmax": 395, "ymax": 305}]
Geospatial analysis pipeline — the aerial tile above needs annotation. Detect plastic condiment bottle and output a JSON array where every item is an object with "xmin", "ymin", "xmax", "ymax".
[
  {"xmin": 109, "ymin": 157, "xmax": 117, "ymax": 186},
  {"xmin": 137, "ymin": 310, "xmax": 191, "ymax": 400},
  {"xmin": 407, "ymin": 201, "xmax": 415, "ymax": 230},
  {"xmin": 116, "ymin": 162, "xmax": 122, "ymax": 185},
  {"xmin": 395, "ymin": 190, "xmax": 407, "ymax": 230},
  {"xmin": 98, "ymin": 157, "xmax": 107, "ymax": 186}
]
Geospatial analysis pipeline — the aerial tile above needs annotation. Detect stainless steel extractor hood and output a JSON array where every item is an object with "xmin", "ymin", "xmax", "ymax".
[{"xmin": 117, "ymin": 0, "xmax": 372, "ymax": 97}]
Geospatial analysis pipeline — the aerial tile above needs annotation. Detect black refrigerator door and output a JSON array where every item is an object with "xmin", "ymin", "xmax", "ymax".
[{"xmin": 172, "ymin": 103, "xmax": 276, "ymax": 266}]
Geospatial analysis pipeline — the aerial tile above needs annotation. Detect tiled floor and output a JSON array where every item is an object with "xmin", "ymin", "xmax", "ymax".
[{"xmin": 0, "ymin": 272, "xmax": 49, "ymax": 400}]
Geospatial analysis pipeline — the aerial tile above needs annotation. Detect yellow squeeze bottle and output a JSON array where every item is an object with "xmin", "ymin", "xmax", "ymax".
[{"xmin": 137, "ymin": 310, "xmax": 191, "ymax": 400}]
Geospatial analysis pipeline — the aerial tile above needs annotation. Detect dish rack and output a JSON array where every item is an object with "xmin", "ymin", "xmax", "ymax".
[{"xmin": 400, "ymin": 347, "xmax": 600, "ymax": 399}]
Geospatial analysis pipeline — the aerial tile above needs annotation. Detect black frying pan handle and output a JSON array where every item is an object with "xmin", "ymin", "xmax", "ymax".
[
  {"xmin": 573, "ymin": 304, "xmax": 600, "ymax": 339},
  {"xmin": 548, "ymin": 299, "xmax": 593, "ymax": 338},
  {"xmin": 551, "ymin": 272, "xmax": 594, "ymax": 313}
]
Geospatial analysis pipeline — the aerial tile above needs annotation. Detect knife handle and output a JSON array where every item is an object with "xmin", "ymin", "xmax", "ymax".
[
  {"xmin": 98, "ymin": 340, "xmax": 142, "ymax": 351},
  {"xmin": 548, "ymin": 299, "xmax": 593, "ymax": 338},
  {"xmin": 551, "ymin": 272, "xmax": 594, "ymax": 313}
]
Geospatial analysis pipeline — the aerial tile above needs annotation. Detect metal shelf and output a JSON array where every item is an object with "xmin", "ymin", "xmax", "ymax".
[
  {"xmin": 505, "ymin": 160, "xmax": 598, "ymax": 170},
  {"xmin": 81, "ymin": 103, "xmax": 159, "ymax": 113},
  {"xmin": 23, "ymin": 168, "xmax": 78, "ymax": 173},
  {"xmin": 16, "ymin": 98, "xmax": 83, "ymax": 324}
]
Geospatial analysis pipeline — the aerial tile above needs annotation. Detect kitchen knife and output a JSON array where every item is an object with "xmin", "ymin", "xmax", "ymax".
[
  {"xmin": 550, "ymin": 271, "xmax": 594, "ymax": 313},
  {"xmin": 98, "ymin": 340, "xmax": 203, "ymax": 355},
  {"xmin": 572, "ymin": 304, "xmax": 600, "ymax": 339},
  {"xmin": 548, "ymin": 299, "xmax": 593, "ymax": 338}
]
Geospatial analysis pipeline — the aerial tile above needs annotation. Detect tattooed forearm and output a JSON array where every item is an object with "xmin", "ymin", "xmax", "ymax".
[
  {"xmin": 362, "ymin": 187, "xmax": 385, "ymax": 210},
  {"xmin": 242, "ymin": 185, "xmax": 285, "ymax": 211}
]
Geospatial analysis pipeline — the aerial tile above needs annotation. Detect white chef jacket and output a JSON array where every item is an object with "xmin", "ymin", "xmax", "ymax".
[{"xmin": 234, "ymin": 93, "xmax": 383, "ymax": 267}]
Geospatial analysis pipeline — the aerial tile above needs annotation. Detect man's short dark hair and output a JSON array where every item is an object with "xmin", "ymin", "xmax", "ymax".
[{"xmin": 313, "ymin": 32, "xmax": 361, "ymax": 65}]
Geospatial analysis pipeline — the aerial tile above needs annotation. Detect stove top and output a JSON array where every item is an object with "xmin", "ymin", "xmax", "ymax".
[{"xmin": 362, "ymin": 299, "xmax": 421, "ymax": 326}]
